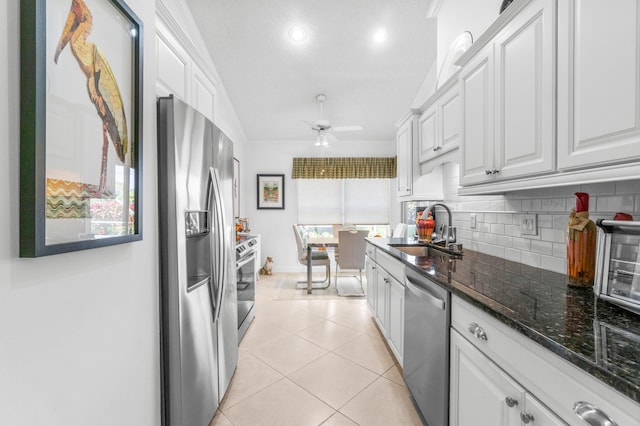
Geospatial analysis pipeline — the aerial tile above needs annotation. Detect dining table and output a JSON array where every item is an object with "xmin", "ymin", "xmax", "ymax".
[{"xmin": 306, "ymin": 236, "xmax": 338, "ymax": 294}]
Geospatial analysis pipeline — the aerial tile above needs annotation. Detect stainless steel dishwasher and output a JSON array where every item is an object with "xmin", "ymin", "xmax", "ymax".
[{"xmin": 404, "ymin": 266, "xmax": 450, "ymax": 426}]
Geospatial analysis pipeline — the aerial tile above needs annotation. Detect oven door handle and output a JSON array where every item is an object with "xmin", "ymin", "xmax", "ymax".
[{"xmin": 237, "ymin": 252, "xmax": 256, "ymax": 269}]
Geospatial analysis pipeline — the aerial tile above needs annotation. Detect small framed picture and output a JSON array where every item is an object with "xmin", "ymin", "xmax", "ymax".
[{"xmin": 257, "ymin": 174, "xmax": 285, "ymax": 210}]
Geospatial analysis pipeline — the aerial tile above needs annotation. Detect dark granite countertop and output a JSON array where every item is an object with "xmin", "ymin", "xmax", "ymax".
[{"xmin": 367, "ymin": 237, "xmax": 640, "ymax": 404}]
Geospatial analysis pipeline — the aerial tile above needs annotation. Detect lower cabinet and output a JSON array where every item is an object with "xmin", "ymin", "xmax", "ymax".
[
  {"xmin": 450, "ymin": 330, "xmax": 563, "ymax": 426},
  {"xmin": 386, "ymin": 275, "xmax": 404, "ymax": 362},
  {"xmin": 365, "ymin": 244, "xmax": 404, "ymax": 365},
  {"xmin": 365, "ymin": 258, "xmax": 377, "ymax": 313},
  {"xmin": 451, "ymin": 295, "xmax": 640, "ymax": 426}
]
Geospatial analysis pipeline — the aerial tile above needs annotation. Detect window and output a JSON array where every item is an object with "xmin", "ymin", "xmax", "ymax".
[{"xmin": 296, "ymin": 179, "xmax": 390, "ymax": 226}]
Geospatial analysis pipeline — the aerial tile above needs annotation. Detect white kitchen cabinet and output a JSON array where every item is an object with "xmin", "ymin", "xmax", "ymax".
[
  {"xmin": 375, "ymin": 272, "xmax": 387, "ymax": 333},
  {"xmin": 451, "ymin": 330, "xmax": 564, "ymax": 426},
  {"xmin": 365, "ymin": 258, "xmax": 377, "ymax": 313},
  {"xmin": 459, "ymin": 45, "xmax": 494, "ymax": 185},
  {"xmin": 459, "ymin": 0, "xmax": 555, "ymax": 186},
  {"xmin": 451, "ymin": 295, "xmax": 640, "ymax": 426},
  {"xmin": 396, "ymin": 112, "xmax": 416, "ymax": 197},
  {"xmin": 386, "ymin": 274, "xmax": 404, "ymax": 364},
  {"xmin": 450, "ymin": 330, "xmax": 525, "ymax": 426},
  {"xmin": 365, "ymin": 243, "xmax": 405, "ymax": 365},
  {"xmin": 557, "ymin": 0, "xmax": 640, "ymax": 170},
  {"xmin": 418, "ymin": 79, "xmax": 461, "ymax": 171}
]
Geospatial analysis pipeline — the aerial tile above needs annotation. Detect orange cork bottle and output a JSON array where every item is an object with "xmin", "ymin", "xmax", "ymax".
[{"xmin": 566, "ymin": 192, "xmax": 597, "ymax": 287}]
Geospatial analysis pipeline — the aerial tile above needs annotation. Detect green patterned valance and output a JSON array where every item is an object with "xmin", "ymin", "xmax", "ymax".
[{"xmin": 292, "ymin": 157, "xmax": 397, "ymax": 179}]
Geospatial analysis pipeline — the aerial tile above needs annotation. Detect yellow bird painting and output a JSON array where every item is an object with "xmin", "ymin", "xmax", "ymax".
[{"xmin": 54, "ymin": 0, "xmax": 129, "ymax": 198}]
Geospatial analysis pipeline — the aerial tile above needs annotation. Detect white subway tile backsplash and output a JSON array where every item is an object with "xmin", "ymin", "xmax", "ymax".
[
  {"xmin": 496, "ymin": 235, "xmax": 512, "ymax": 247},
  {"xmin": 505, "ymin": 224, "xmax": 520, "ymax": 237},
  {"xmin": 521, "ymin": 251, "xmax": 541, "ymax": 268},
  {"xmin": 522, "ymin": 199, "xmax": 542, "ymax": 211},
  {"xmin": 531, "ymin": 240, "xmax": 553, "ymax": 255},
  {"xmin": 553, "ymin": 214, "xmax": 568, "ymax": 229},
  {"xmin": 504, "ymin": 248, "xmax": 522, "ymax": 263},
  {"xmin": 447, "ymin": 181, "xmax": 639, "ymax": 275},
  {"xmin": 552, "ymin": 242, "xmax": 566, "ymax": 258},
  {"xmin": 595, "ymin": 195, "xmax": 635, "ymax": 213},
  {"xmin": 541, "ymin": 255, "xmax": 566, "ymax": 274},
  {"xmin": 541, "ymin": 228, "xmax": 564, "ymax": 243},
  {"xmin": 497, "ymin": 213, "xmax": 513, "ymax": 224},
  {"xmin": 537, "ymin": 214, "xmax": 553, "ymax": 229},
  {"xmin": 582, "ymin": 182, "xmax": 616, "ymax": 195},
  {"xmin": 490, "ymin": 223, "xmax": 505, "ymax": 235},
  {"xmin": 615, "ymin": 180, "xmax": 640, "ymax": 195},
  {"xmin": 505, "ymin": 199, "xmax": 523, "ymax": 211},
  {"xmin": 540, "ymin": 197, "xmax": 566, "ymax": 212},
  {"xmin": 512, "ymin": 237, "xmax": 531, "ymax": 251}
]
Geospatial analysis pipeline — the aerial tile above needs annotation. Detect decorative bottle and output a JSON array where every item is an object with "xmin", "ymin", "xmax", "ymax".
[
  {"xmin": 417, "ymin": 211, "xmax": 435, "ymax": 243},
  {"xmin": 566, "ymin": 192, "xmax": 597, "ymax": 287}
]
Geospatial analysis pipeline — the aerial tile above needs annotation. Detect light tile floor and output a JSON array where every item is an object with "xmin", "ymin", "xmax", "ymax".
[{"xmin": 210, "ymin": 272, "xmax": 423, "ymax": 425}]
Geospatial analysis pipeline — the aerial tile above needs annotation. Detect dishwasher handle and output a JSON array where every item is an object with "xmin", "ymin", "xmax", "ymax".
[{"xmin": 406, "ymin": 276, "xmax": 446, "ymax": 310}]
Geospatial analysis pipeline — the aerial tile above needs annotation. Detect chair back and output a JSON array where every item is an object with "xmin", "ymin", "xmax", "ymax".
[
  {"xmin": 293, "ymin": 225, "xmax": 305, "ymax": 262},
  {"xmin": 336, "ymin": 230, "xmax": 369, "ymax": 270},
  {"xmin": 393, "ymin": 223, "xmax": 408, "ymax": 237}
]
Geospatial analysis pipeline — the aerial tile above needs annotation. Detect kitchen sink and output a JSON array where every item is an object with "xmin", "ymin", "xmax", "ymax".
[{"xmin": 389, "ymin": 243, "xmax": 462, "ymax": 258}]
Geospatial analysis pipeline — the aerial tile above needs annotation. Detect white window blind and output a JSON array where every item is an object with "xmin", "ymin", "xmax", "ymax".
[{"xmin": 297, "ymin": 179, "xmax": 390, "ymax": 225}]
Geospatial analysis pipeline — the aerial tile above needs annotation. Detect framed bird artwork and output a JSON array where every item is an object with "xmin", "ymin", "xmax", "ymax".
[{"xmin": 20, "ymin": 0, "xmax": 143, "ymax": 257}]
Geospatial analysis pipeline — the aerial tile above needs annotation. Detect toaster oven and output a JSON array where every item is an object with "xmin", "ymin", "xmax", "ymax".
[{"xmin": 594, "ymin": 219, "xmax": 640, "ymax": 315}]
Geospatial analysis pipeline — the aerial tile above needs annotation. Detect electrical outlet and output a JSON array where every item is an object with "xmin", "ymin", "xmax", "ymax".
[
  {"xmin": 470, "ymin": 213, "xmax": 477, "ymax": 230},
  {"xmin": 520, "ymin": 213, "xmax": 538, "ymax": 235}
]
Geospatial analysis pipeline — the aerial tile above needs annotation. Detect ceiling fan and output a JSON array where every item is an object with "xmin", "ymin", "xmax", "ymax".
[{"xmin": 308, "ymin": 94, "xmax": 362, "ymax": 147}]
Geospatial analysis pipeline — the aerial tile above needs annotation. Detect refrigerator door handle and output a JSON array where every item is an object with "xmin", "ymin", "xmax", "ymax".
[{"xmin": 208, "ymin": 166, "xmax": 227, "ymax": 323}]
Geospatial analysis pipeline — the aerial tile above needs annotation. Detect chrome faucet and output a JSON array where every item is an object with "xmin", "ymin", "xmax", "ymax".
[{"xmin": 428, "ymin": 203, "xmax": 457, "ymax": 247}]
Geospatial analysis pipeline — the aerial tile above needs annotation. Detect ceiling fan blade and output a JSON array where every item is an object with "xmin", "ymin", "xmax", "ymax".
[
  {"xmin": 326, "ymin": 132, "xmax": 339, "ymax": 143},
  {"xmin": 331, "ymin": 125, "xmax": 363, "ymax": 132}
]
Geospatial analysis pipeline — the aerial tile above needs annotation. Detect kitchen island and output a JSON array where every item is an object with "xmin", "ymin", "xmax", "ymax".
[{"xmin": 367, "ymin": 237, "xmax": 640, "ymax": 423}]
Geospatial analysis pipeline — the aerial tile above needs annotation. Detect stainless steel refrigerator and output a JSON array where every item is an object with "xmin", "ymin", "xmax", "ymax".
[{"xmin": 157, "ymin": 96, "xmax": 238, "ymax": 426}]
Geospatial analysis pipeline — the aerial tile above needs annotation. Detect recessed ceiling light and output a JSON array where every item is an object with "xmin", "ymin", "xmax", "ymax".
[
  {"xmin": 373, "ymin": 28, "xmax": 387, "ymax": 44},
  {"xmin": 288, "ymin": 25, "xmax": 308, "ymax": 44}
]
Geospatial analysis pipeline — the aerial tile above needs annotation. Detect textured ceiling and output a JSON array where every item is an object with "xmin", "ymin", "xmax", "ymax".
[{"xmin": 185, "ymin": 0, "xmax": 437, "ymax": 143}]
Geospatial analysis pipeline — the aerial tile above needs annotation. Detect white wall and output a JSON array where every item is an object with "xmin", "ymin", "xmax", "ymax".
[
  {"xmin": 1, "ymin": 1, "xmax": 160, "ymax": 424},
  {"xmin": 243, "ymin": 140, "xmax": 396, "ymax": 272}
]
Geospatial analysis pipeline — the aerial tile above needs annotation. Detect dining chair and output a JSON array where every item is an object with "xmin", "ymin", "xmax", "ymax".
[
  {"xmin": 293, "ymin": 225, "xmax": 331, "ymax": 288},
  {"xmin": 393, "ymin": 223, "xmax": 408, "ymax": 237},
  {"xmin": 335, "ymin": 230, "xmax": 369, "ymax": 290}
]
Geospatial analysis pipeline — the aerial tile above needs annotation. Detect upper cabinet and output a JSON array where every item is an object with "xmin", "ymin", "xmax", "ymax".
[
  {"xmin": 557, "ymin": 0, "xmax": 640, "ymax": 170},
  {"xmin": 396, "ymin": 112, "xmax": 417, "ymax": 197},
  {"xmin": 459, "ymin": 0, "xmax": 556, "ymax": 186},
  {"xmin": 417, "ymin": 76, "xmax": 461, "ymax": 173}
]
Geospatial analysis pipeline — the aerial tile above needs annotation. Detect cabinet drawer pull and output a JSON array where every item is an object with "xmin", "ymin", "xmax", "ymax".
[
  {"xmin": 491, "ymin": 169, "xmax": 500, "ymax": 174},
  {"xmin": 573, "ymin": 401, "xmax": 618, "ymax": 426},
  {"xmin": 433, "ymin": 146, "xmax": 442, "ymax": 152},
  {"xmin": 504, "ymin": 397, "xmax": 518, "ymax": 408},
  {"xmin": 485, "ymin": 169, "xmax": 492, "ymax": 175},
  {"xmin": 467, "ymin": 322, "xmax": 488, "ymax": 340},
  {"xmin": 520, "ymin": 411, "xmax": 534, "ymax": 424}
]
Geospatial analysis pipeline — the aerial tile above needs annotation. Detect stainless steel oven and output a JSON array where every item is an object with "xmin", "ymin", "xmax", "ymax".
[
  {"xmin": 236, "ymin": 237, "xmax": 257, "ymax": 341},
  {"xmin": 595, "ymin": 220, "xmax": 640, "ymax": 315}
]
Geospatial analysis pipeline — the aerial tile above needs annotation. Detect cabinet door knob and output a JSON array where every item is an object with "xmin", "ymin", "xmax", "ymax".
[
  {"xmin": 433, "ymin": 146, "xmax": 442, "ymax": 152},
  {"xmin": 492, "ymin": 169, "xmax": 500, "ymax": 174},
  {"xmin": 573, "ymin": 401, "xmax": 618, "ymax": 426},
  {"xmin": 520, "ymin": 412, "xmax": 534, "ymax": 424},
  {"xmin": 504, "ymin": 397, "xmax": 518, "ymax": 408},
  {"xmin": 467, "ymin": 322, "xmax": 479, "ymax": 334},
  {"xmin": 485, "ymin": 169, "xmax": 492, "ymax": 175},
  {"xmin": 474, "ymin": 326, "xmax": 488, "ymax": 340}
]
